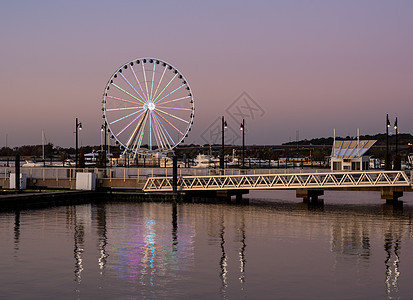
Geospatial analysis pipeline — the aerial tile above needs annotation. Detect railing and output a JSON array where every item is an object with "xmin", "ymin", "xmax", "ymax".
[
  {"xmin": 0, "ymin": 166, "xmax": 333, "ymax": 182},
  {"xmin": 0, "ymin": 166, "xmax": 169, "ymax": 182},
  {"xmin": 1, "ymin": 167, "xmax": 411, "ymax": 192},
  {"xmin": 143, "ymin": 170, "xmax": 412, "ymax": 192}
]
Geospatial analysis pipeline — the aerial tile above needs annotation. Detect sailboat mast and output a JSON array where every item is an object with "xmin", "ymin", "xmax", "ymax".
[{"xmin": 42, "ymin": 129, "xmax": 45, "ymax": 161}]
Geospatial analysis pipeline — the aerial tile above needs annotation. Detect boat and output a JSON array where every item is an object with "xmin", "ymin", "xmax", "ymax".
[
  {"xmin": 84, "ymin": 152, "xmax": 99, "ymax": 166},
  {"xmin": 84, "ymin": 151, "xmax": 113, "ymax": 167},
  {"xmin": 193, "ymin": 154, "xmax": 219, "ymax": 168},
  {"xmin": 22, "ymin": 160, "xmax": 45, "ymax": 167},
  {"xmin": 160, "ymin": 157, "xmax": 185, "ymax": 168}
]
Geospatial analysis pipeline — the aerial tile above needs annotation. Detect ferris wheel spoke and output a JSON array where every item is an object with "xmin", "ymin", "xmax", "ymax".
[
  {"xmin": 116, "ymin": 110, "xmax": 146, "ymax": 136},
  {"xmin": 156, "ymin": 106, "xmax": 192, "ymax": 111},
  {"xmin": 153, "ymin": 73, "xmax": 178, "ymax": 103},
  {"xmin": 142, "ymin": 63, "xmax": 150, "ymax": 102},
  {"xmin": 106, "ymin": 106, "xmax": 142, "ymax": 112},
  {"xmin": 128, "ymin": 111, "xmax": 148, "ymax": 149},
  {"xmin": 140, "ymin": 111, "xmax": 151, "ymax": 149},
  {"xmin": 149, "ymin": 112, "xmax": 153, "ymax": 150},
  {"xmin": 152, "ymin": 65, "xmax": 167, "ymax": 101},
  {"xmin": 155, "ymin": 115, "xmax": 170, "ymax": 149},
  {"xmin": 156, "ymin": 95, "xmax": 191, "ymax": 106},
  {"xmin": 151, "ymin": 112, "xmax": 164, "ymax": 149},
  {"xmin": 136, "ymin": 116, "xmax": 147, "ymax": 150},
  {"xmin": 119, "ymin": 72, "xmax": 147, "ymax": 103},
  {"xmin": 109, "ymin": 108, "xmax": 145, "ymax": 125},
  {"xmin": 154, "ymin": 84, "xmax": 186, "ymax": 104},
  {"xmin": 153, "ymin": 113, "xmax": 174, "ymax": 148},
  {"xmin": 130, "ymin": 64, "xmax": 149, "ymax": 102},
  {"xmin": 153, "ymin": 110, "xmax": 184, "ymax": 135},
  {"xmin": 111, "ymin": 83, "xmax": 146, "ymax": 104},
  {"xmin": 131, "ymin": 113, "xmax": 147, "ymax": 151},
  {"xmin": 150, "ymin": 62, "xmax": 156, "ymax": 101},
  {"xmin": 106, "ymin": 95, "xmax": 142, "ymax": 106},
  {"xmin": 158, "ymin": 118, "xmax": 172, "ymax": 149},
  {"xmin": 156, "ymin": 108, "xmax": 190, "ymax": 124},
  {"xmin": 152, "ymin": 112, "xmax": 168, "ymax": 149}
]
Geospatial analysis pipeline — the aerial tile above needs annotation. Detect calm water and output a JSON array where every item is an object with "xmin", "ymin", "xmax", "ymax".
[{"xmin": 1, "ymin": 191, "xmax": 413, "ymax": 299}]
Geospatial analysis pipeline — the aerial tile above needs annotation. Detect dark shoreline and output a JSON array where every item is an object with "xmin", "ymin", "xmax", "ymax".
[{"xmin": 0, "ymin": 189, "xmax": 246, "ymax": 212}]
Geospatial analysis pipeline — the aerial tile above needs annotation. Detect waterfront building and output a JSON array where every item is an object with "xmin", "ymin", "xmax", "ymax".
[{"xmin": 330, "ymin": 140, "xmax": 376, "ymax": 171}]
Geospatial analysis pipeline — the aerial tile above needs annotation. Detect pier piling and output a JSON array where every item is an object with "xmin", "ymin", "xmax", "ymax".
[
  {"xmin": 296, "ymin": 189, "xmax": 324, "ymax": 203},
  {"xmin": 381, "ymin": 188, "xmax": 404, "ymax": 203}
]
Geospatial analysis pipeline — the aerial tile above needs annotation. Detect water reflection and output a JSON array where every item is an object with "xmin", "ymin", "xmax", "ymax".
[
  {"xmin": 4, "ymin": 200, "xmax": 413, "ymax": 299},
  {"xmin": 238, "ymin": 217, "xmax": 246, "ymax": 285},
  {"xmin": 331, "ymin": 217, "xmax": 371, "ymax": 258},
  {"xmin": 172, "ymin": 202, "xmax": 178, "ymax": 252},
  {"xmin": 98, "ymin": 203, "xmax": 196, "ymax": 297},
  {"xmin": 61, "ymin": 205, "xmax": 89, "ymax": 299},
  {"xmin": 384, "ymin": 225, "xmax": 401, "ymax": 299},
  {"xmin": 143, "ymin": 214, "xmax": 156, "ymax": 287},
  {"xmin": 73, "ymin": 207, "xmax": 85, "ymax": 285},
  {"xmin": 219, "ymin": 214, "xmax": 228, "ymax": 298},
  {"xmin": 95, "ymin": 203, "xmax": 108, "ymax": 274},
  {"xmin": 78, "ymin": 199, "xmax": 413, "ymax": 300},
  {"xmin": 14, "ymin": 211, "xmax": 20, "ymax": 256}
]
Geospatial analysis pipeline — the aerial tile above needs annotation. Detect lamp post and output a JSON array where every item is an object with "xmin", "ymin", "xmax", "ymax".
[
  {"xmin": 100, "ymin": 125, "xmax": 104, "ymax": 152},
  {"xmin": 75, "ymin": 118, "xmax": 82, "ymax": 169},
  {"xmin": 240, "ymin": 119, "xmax": 245, "ymax": 168},
  {"xmin": 386, "ymin": 114, "xmax": 390, "ymax": 170},
  {"xmin": 104, "ymin": 123, "xmax": 107, "ymax": 169},
  {"xmin": 220, "ymin": 116, "xmax": 227, "ymax": 170},
  {"xmin": 394, "ymin": 117, "xmax": 399, "ymax": 170},
  {"xmin": 101, "ymin": 123, "xmax": 107, "ymax": 170}
]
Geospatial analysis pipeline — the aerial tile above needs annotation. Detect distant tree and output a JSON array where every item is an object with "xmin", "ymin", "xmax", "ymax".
[
  {"xmin": 0, "ymin": 147, "xmax": 12, "ymax": 156},
  {"xmin": 312, "ymin": 149, "xmax": 324, "ymax": 161},
  {"xmin": 60, "ymin": 152, "xmax": 68, "ymax": 161}
]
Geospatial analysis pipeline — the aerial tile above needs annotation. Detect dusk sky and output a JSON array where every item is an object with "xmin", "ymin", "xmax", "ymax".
[{"xmin": 1, "ymin": 0, "xmax": 412, "ymax": 148}]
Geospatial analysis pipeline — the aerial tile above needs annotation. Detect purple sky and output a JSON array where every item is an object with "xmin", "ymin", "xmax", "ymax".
[{"xmin": 1, "ymin": 0, "xmax": 412, "ymax": 147}]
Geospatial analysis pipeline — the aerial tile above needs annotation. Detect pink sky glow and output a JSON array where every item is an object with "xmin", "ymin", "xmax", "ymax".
[{"xmin": 1, "ymin": 0, "xmax": 412, "ymax": 147}]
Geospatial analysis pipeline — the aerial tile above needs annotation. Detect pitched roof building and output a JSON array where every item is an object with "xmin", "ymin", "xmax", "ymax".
[{"xmin": 331, "ymin": 140, "xmax": 377, "ymax": 171}]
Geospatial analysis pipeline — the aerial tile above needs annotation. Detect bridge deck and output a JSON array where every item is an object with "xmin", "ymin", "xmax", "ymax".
[{"xmin": 143, "ymin": 170, "xmax": 412, "ymax": 192}]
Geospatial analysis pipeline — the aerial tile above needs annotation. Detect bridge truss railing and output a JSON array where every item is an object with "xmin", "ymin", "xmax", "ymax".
[{"xmin": 143, "ymin": 170, "xmax": 412, "ymax": 192}]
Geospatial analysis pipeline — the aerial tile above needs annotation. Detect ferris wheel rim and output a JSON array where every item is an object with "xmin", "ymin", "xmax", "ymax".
[{"xmin": 102, "ymin": 57, "xmax": 194, "ymax": 154}]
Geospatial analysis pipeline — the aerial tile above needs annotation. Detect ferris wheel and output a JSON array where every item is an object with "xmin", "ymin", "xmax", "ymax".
[{"xmin": 102, "ymin": 58, "xmax": 194, "ymax": 155}]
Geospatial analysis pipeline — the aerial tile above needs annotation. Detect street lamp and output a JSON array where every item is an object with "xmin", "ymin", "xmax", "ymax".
[
  {"xmin": 220, "ymin": 116, "xmax": 227, "ymax": 170},
  {"xmin": 386, "ymin": 114, "xmax": 390, "ymax": 170},
  {"xmin": 100, "ymin": 125, "xmax": 104, "ymax": 152},
  {"xmin": 240, "ymin": 119, "xmax": 245, "ymax": 168},
  {"xmin": 394, "ymin": 117, "xmax": 399, "ymax": 170},
  {"xmin": 101, "ymin": 123, "xmax": 107, "ymax": 170},
  {"xmin": 75, "ymin": 118, "xmax": 82, "ymax": 169},
  {"xmin": 394, "ymin": 117, "xmax": 398, "ymax": 155}
]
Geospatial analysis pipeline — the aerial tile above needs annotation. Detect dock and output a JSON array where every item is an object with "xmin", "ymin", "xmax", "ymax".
[{"xmin": 1, "ymin": 167, "xmax": 413, "ymax": 209}]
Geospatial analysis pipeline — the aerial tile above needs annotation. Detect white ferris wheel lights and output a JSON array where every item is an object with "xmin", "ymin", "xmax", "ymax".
[{"xmin": 102, "ymin": 58, "xmax": 194, "ymax": 154}]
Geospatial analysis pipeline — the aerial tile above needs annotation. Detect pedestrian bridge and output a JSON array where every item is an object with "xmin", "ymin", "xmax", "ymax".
[{"xmin": 143, "ymin": 170, "xmax": 412, "ymax": 192}]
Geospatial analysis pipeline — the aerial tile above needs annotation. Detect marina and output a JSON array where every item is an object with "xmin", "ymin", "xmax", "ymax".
[{"xmin": 2, "ymin": 1, "xmax": 413, "ymax": 298}]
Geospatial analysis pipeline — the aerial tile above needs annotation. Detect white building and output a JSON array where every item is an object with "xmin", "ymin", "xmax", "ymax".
[{"xmin": 331, "ymin": 140, "xmax": 376, "ymax": 171}]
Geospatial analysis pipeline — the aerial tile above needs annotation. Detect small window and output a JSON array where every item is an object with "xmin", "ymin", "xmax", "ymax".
[
  {"xmin": 333, "ymin": 161, "xmax": 342, "ymax": 170},
  {"xmin": 351, "ymin": 161, "xmax": 361, "ymax": 170}
]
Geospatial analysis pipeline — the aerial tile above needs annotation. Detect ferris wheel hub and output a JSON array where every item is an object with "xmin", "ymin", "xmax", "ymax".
[{"xmin": 147, "ymin": 102, "xmax": 155, "ymax": 111}]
